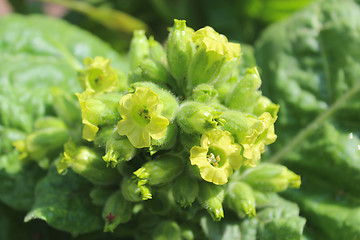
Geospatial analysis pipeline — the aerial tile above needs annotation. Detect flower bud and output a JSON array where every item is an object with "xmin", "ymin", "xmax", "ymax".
[
  {"xmin": 56, "ymin": 140, "xmax": 119, "ymax": 185},
  {"xmin": 77, "ymin": 90, "xmax": 123, "ymax": 141},
  {"xmin": 93, "ymin": 126, "xmax": 115, "ymax": 148},
  {"xmin": 152, "ymin": 221, "xmax": 182, "ymax": 240},
  {"xmin": 133, "ymin": 154, "xmax": 185, "ymax": 200},
  {"xmin": 225, "ymin": 67, "xmax": 261, "ymax": 113},
  {"xmin": 13, "ymin": 117, "xmax": 69, "ymax": 168},
  {"xmin": 225, "ymin": 181, "xmax": 256, "ymax": 218},
  {"xmin": 197, "ymin": 181, "xmax": 224, "ymax": 221},
  {"xmin": 51, "ymin": 87, "xmax": 81, "ymax": 126},
  {"xmin": 187, "ymin": 26, "xmax": 240, "ymax": 88},
  {"xmin": 176, "ymin": 101, "xmax": 224, "ymax": 134},
  {"xmin": 242, "ymin": 163, "xmax": 301, "ymax": 192},
  {"xmin": 121, "ymin": 176, "xmax": 143, "ymax": 202},
  {"xmin": 144, "ymin": 190, "xmax": 172, "ymax": 215},
  {"xmin": 129, "ymin": 30, "xmax": 150, "ymax": 70},
  {"xmin": 166, "ymin": 19, "xmax": 194, "ymax": 88},
  {"xmin": 89, "ymin": 186, "xmax": 115, "ymax": 206},
  {"xmin": 149, "ymin": 36, "xmax": 165, "ymax": 62},
  {"xmin": 103, "ymin": 132, "xmax": 137, "ymax": 167},
  {"xmin": 128, "ymin": 58, "xmax": 171, "ymax": 87},
  {"xmin": 189, "ymin": 84, "xmax": 219, "ymax": 103},
  {"xmin": 172, "ymin": 173, "xmax": 199, "ymax": 207},
  {"xmin": 253, "ymin": 96, "xmax": 279, "ymax": 118},
  {"xmin": 102, "ymin": 190, "xmax": 132, "ymax": 232}
]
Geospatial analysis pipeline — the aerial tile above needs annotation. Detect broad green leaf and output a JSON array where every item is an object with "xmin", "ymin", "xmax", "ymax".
[
  {"xmin": 25, "ymin": 165, "xmax": 103, "ymax": 235},
  {"xmin": 0, "ymin": 162, "xmax": 44, "ymax": 211}
]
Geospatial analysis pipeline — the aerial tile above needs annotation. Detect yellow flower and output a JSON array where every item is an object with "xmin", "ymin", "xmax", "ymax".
[
  {"xmin": 242, "ymin": 112, "xmax": 277, "ymax": 166},
  {"xmin": 117, "ymin": 87, "xmax": 169, "ymax": 148},
  {"xmin": 79, "ymin": 56, "xmax": 119, "ymax": 93},
  {"xmin": 192, "ymin": 26, "xmax": 240, "ymax": 61},
  {"xmin": 190, "ymin": 130, "xmax": 242, "ymax": 185}
]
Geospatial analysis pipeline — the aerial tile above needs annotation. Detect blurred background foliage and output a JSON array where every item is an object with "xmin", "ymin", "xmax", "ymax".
[{"xmin": 4, "ymin": 0, "xmax": 314, "ymax": 52}]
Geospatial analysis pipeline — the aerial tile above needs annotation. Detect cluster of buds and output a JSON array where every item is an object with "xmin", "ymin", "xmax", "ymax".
[{"xmin": 14, "ymin": 19, "xmax": 301, "ymax": 237}]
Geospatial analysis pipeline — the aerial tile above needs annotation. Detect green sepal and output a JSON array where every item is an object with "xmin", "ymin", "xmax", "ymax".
[
  {"xmin": 225, "ymin": 181, "xmax": 256, "ymax": 218},
  {"xmin": 189, "ymin": 84, "xmax": 219, "ymax": 103},
  {"xmin": 56, "ymin": 140, "xmax": 120, "ymax": 185},
  {"xmin": 242, "ymin": 163, "xmax": 301, "ymax": 192},
  {"xmin": 121, "ymin": 176, "xmax": 143, "ymax": 202},
  {"xmin": 197, "ymin": 181, "xmax": 224, "ymax": 221},
  {"xmin": 172, "ymin": 173, "xmax": 199, "ymax": 208},
  {"xmin": 102, "ymin": 190, "xmax": 133, "ymax": 232},
  {"xmin": 128, "ymin": 58, "xmax": 172, "ymax": 87},
  {"xmin": 103, "ymin": 132, "xmax": 136, "ymax": 167},
  {"xmin": 149, "ymin": 36, "xmax": 165, "ymax": 62},
  {"xmin": 129, "ymin": 30, "xmax": 150, "ymax": 70},
  {"xmin": 51, "ymin": 87, "xmax": 81, "ymax": 126},
  {"xmin": 176, "ymin": 101, "xmax": 224, "ymax": 134},
  {"xmin": 13, "ymin": 117, "xmax": 69, "ymax": 168},
  {"xmin": 133, "ymin": 154, "xmax": 185, "ymax": 200},
  {"xmin": 225, "ymin": 67, "xmax": 261, "ymax": 113}
]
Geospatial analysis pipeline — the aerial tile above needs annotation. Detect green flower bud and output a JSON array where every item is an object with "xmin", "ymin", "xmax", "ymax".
[
  {"xmin": 128, "ymin": 58, "xmax": 171, "ymax": 87},
  {"xmin": 133, "ymin": 154, "xmax": 185, "ymax": 200},
  {"xmin": 225, "ymin": 181, "xmax": 256, "ymax": 218},
  {"xmin": 103, "ymin": 132, "xmax": 137, "ymax": 167},
  {"xmin": 144, "ymin": 190, "xmax": 172, "ymax": 215},
  {"xmin": 79, "ymin": 56, "xmax": 122, "ymax": 93},
  {"xmin": 253, "ymin": 96, "xmax": 279, "ymax": 118},
  {"xmin": 166, "ymin": 19, "xmax": 194, "ymax": 89},
  {"xmin": 56, "ymin": 140, "xmax": 119, "ymax": 185},
  {"xmin": 149, "ymin": 123, "xmax": 178, "ymax": 155},
  {"xmin": 129, "ymin": 30, "xmax": 149, "ymax": 70},
  {"xmin": 102, "ymin": 190, "xmax": 132, "ymax": 232},
  {"xmin": 13, "ymin": 117, "xmax": 69, "ymax": 168},
  {"xmin": 189, "ymin": 84, "xmax": 219, "ymax": 103},
  {"xmin": 172, "ymin": 173, "xmax": 199, "ymax": 207},
  {"xmin": 149, "ymin": 36, "xmax": 165, "ymax": 62},
  {"xmin": 179, "ymin": 131, "xmax": 201, "ymax": 151},
  {"xmin": 187, "ymin": 26, "xmax": 241, "ymax": 88},
  {"xmin": 89, "ymin": 185, "xmax": 115, "ymax": 206},
  {"xmin": 121, "ymin": 176, "xmax": 143, "ymax": 202},
  {"xmin": 131, "ymin": 82, "xmax": 179, "ymax": 121},
  {"xmin": 214, "ymin": 69, "xmax": 239, "ymax": 103},
  {"xmin": 93, "ymin": 126, "xmax": 115, "ymax": 148},
  {"xmin": 77, "ymin": 90, "xmax": 123, "ymax": 141},
  {"xmin": 116, "ymin": 158, "xmax": 138, "ymax": 177},
  {"xmin": 51, "ymin": 87, "xmax": 81, "ymax": 126},
  {"xmin": 197, "ymin": 181, "xmax": 224, "ymax": 221},
  {"xmin": 152, "ymin": 221, "xmax": 182, "ymax": 240},
  {"xmin": 225, "ymin": 67, "xmax": 261, "ymax": 112},
  {"xmin": 176, "ymin": 101, "xmax": 225, "ymax": 134},
  {"xmin": 242, "ymin": 163, "xmax": 301, "ymax": 192}
]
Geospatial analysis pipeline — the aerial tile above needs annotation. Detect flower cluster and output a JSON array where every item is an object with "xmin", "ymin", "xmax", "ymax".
[{"xmin": 21, "ymin": 19, "xmax": 301, "ymax": 234}]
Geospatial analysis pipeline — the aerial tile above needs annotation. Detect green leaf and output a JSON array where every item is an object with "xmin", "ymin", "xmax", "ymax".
[
  {"xmin": 25, "ymin": 165, "xmax": 102, "ymax": 235},
  {"xmin": 0, "ymin": 162, "xmax": 44, "ymax": 211}
]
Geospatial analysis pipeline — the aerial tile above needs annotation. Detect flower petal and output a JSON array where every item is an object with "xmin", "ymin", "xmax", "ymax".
[{"xmin": 148, "ymin": 116, "xmax": 169, "ymax": 140}]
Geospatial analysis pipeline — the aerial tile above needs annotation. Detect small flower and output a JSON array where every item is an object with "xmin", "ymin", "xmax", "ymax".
[
  {"xmin": 117, "ymin": 87, "xmax": 169, "ymax": 148},
  {"xmin": 242, "ymin": 112, "xmax": 277, "ymax": 166},
  {"xmin": 190, "ymin": 129, "xmax": 242, "ymax": 185},
  {"xmin": 192, "ymin": 26, "xmax": 240, "ymax": 61},
  {"xmin": 79, "ymin": 56, "xmax": 119, "ymax": 93}
]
